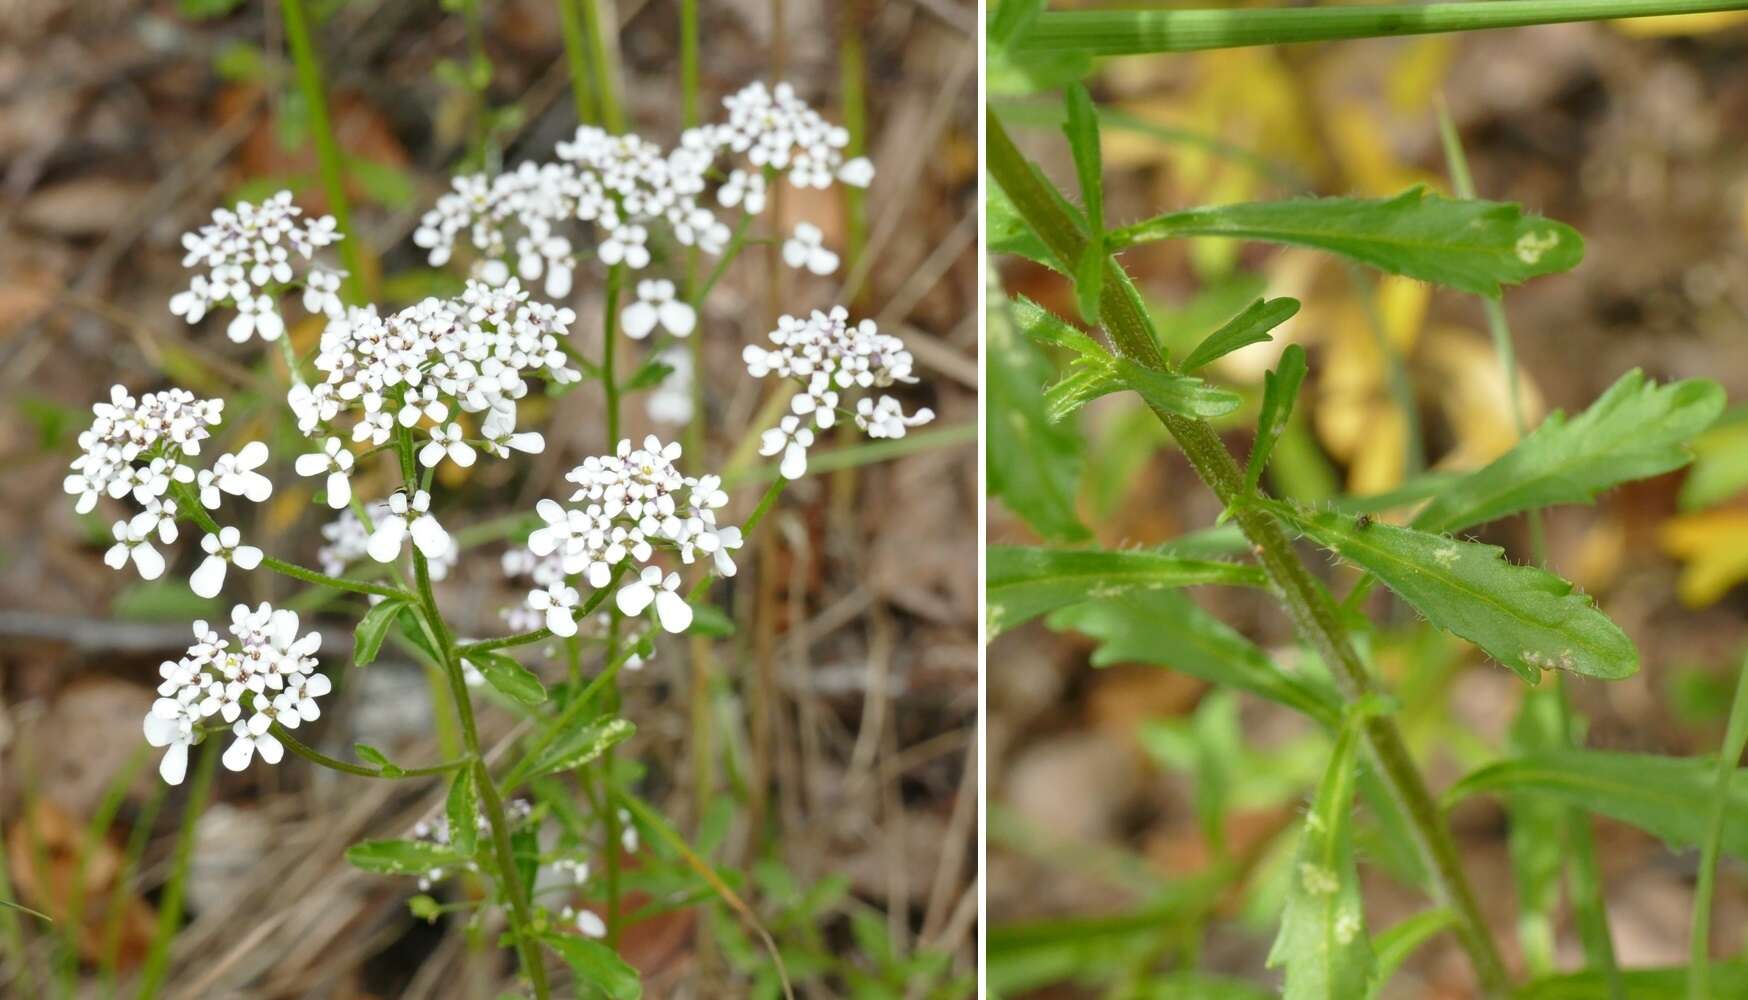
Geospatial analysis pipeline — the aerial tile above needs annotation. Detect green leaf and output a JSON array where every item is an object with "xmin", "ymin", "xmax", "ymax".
[
  {"xmin": 1062, "ymin": 82, "xmax": 1104, "ymax": 239},
  {"xmin": 394, "ymin": 605, "xmax": 442, "ymax": 664},
  {"xmin": 1370, "ymin": 909, "xmax": 1455, "ymax": 999},
  {"xmin": 445, "ymin": 767, "xmax": 478, "ymax": 858},
  {"xmin": 1182, "ymin": 297, "xmax": 1300, "ymax": 372},
  {"xmin": 1110, "ymin": 187, "xmax": 1583, "ymax": 298},
  {"xmin": 621, "ymin": 358, "xmax": 675, "ymax": 391},
  {"xmin": 988, "ymin": 545, "xmax": 1267, "ymax": 636},
  {"xmin": 1281, "ymin": 507, "xmax": 1637, "ymax": 683},
  {"xmin": 1073, "ymin": 240, "xmax": 1105, "ymax": 325},
  {"xmin": 352, "ymin": 743, "xmax": 404, "ymax": 777},
  {"xmin": 1047, "ymin": 589, "xmax": 1341, "ymax": 726},
  {"xmin": 1113, "ymin": 357, "xmax": 1242, "ymax": 419},
  {"xmin": 686, "ymin": 602, "xmax": 735, "ymax": 637},
  {"xmin": 1517, "ymin": 964, "xmax": 1748, "ymax": 1000},
  {"xmin": 354, "ymin": 598, "xmax": 406, "ymax": 667},
  {"xmin": 539, "ymin": 931, "xmax": 642, "ymax": 999},
  {"xmin": 989, "ymin": 287, "xmax": 1090, "ymax": 541},
  {"xmin": 1448, "ymin": 750, "xmax": 1748, "ymax": 861},
  {"xmin": 1267, "ymin": 721, "xmax": 1376, "ymax": 999},
  {"xmin": 1413, "ymin": 371, "xmax": 1725, "ymax": 534},
  {"xmin": 345, "ymin": 839, "xmax": 462, "ymax": 876},
  {"xmin": 525, "ymin": 717, "xmax": 636, "ymax": 780},
  {"xmin": 465, "ymin": 651, "xmax": 548, "ymax": 706},
  {"xmin": 989, "ymin": 0, "xmax": 1046, "ymax": 48},
  {"xmin": 1245, "ymin": 344, "xmax": 1308, "ymax": 492}
]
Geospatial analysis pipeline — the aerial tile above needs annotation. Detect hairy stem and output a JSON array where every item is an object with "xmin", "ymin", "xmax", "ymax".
[
  {"xmin": 988, "ymin": 109, "xmax": 1509, "ymax": 995},
  {"xmin": 281, "ymin": 0, "xmax": 367, "ymax": 303}
]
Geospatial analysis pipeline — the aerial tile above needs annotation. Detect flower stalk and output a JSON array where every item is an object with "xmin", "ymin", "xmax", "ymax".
[{"xmin": 280, "ymin": 0, "xmax": 367, "ymax": 303}]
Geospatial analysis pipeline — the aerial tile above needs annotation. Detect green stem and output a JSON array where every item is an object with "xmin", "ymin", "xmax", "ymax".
[
  {"xmin": 603, "ymin": 263, "xmax": 624, "ymax": 449},
  {"xmin": 169, "ymin": 481, "xmax": 407, "ymax": 602},
  {"xmin": 1691, "ymin": 650, "xmax": 1748, "ymax": 1000},
  {"xmin": 412, "ymin": 546, "xmax": 552, "ymax": 1000},
  {"xmin": 556, "ymin": 0, "xmax": 601, "ymax": 124},
  {"xmin": 578, "ymin": 0, "xmax": 624, "ymax": 133},
  {"xmin": 988, "ymin": 109, "xmax": 1510, "ymax": 996},
  {"xmin": 281, "ymin": 0, "xmax": 367, "ymax": 304},
  {"xmin": 680, "ymin": 0, "xmax": 700, "ymax": 128},
  {"xmin": 136, "ymin": 739, "xmax": 219, "ymax": 1000},
  {"xmin": 1019, "ymin": 0, "xmax": 1748, "ymax": 56},
  {"xmin": 272, "ymin": 725, "xmax": 470, "ymax": 778},
  {"xmin": 692, "ymin": 207, "xmax": 761, "ymax": 306}
]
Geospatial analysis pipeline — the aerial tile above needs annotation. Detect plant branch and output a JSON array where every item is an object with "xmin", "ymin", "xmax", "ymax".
[
  {"xmin": 988, "ymin": 109, "xmax": 1510, "ymax": 996},
  {"xmin": 272, "ymin": 725, "xmax": 470, "ymax": 779}
]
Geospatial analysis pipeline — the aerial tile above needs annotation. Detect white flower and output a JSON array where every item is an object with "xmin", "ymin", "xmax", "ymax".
[
  {"xmin": 208, "ymin": 441, "xmax": 274, "ymax": 505},
  {"xmin": 527, "ymin": 583, "xmax": 582, "ymax": 637},
  {"xmin": 144, "ymin": 698, "xmax": 199, "ymax": 785},
  {"xmin": 615, "ymin": 566, "xmax": 693, "ymax": 633},
  {"xmin": 782, "ymin": 222, "xmax": 839, "ymax": 275},
  {"xmin": 227, "ymin": 294, "xmax": 285, "ymax": 343},
  {"xmin": 481, "ymin": 408, "xmax": 544, "ymax": 458},
  {"xmin": 191, "ymin": 526, "xmax": 264, "ymax": 599},
  {"xmin": 222, "ymin": 717, "xmax": 284, "ymax": 772},
  {"xmin": 576, "ymin": 909, "xmax": 607, "ymax": 939},
  {"xmin": 169, "ymin": 275, "xmax": 212, "ymax": 324},
  {"xmin": 303, "ymin": 269, "xmax": 345, "ymax": 318},
  {"xmin": 366, "ymin": 490, "xmax": 452, "ymax": 562},
  {"xmin": 419, "ymin": 423, "xmax": 477, "ymax": 469},
  {"xmin": 837, "ymin": 156, "xmax": 875, "ymax": 188},
  {"xmin": 293, "ymin": 437, "xmax": 355, "ymax": 509},
  {"xmin": 599, "ymin": 223, "xmax": 651, "ymax": 269},
  {"xmin": 855, "ymin": 395, "xmax": 934, "ymax": 439},
  {"xmin": 759, "ymin": 415, "xmax": 814, "ymax": 480},
  {"xmin": 276, "ymin": 671, "xmax": 332, "ymax": 724},
  {"xmin": 618, "ymin": 808, "xmax": 639, "ymax": 852},
  {"xmin": 619, "ymin": 279, "xmax": 696, "ymax": 340},
  {"xmin": 645, "ymin": 346, "xmax": 694, "ymax": 425},
  {"xmin": 717, "ymin": 169, "xmax": 767, "ymax": 214},
  {"xmin": 105, "ymin": 519, "xmax": 165, "ymax": 579},
  {"xmin": 129, "ymin": 497, "xmax": 181, "ymax": 545}
]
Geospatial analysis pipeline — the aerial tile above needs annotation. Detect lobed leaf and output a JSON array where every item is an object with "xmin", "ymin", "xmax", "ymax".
[
  {"xmin": 1281, "ymin": 507, "xmax": 1637, "ymax": 683},
  {"xmin": 1181, "ymin": 297, "xmax": 1300, "ymax": 372},
  {"xmin": 989, "ymin": 288, "xmax": 1090, "ymax": 541},
  {"xmin": 1109, "ymin": 187, "xmax": 1583, "ymax": 298},
  {"xmin": 987, "ymin": 545, "xmax": 1266, "ymax": 636},
  {"xmin": 345, "ymin": 839, "xmax": 462, "ymax": 876},
  {"xmin": 1413, "ymin": 370, "xmax": 1725, "ymax": 534},
  {"xmin": 1245, "ymin": 345, "xmax": 1308, "ymax": 492},
  {"xmin": 1267, "ymin": 722, "xmax": 1377, "ymax": 998},
  {"xmin": 539, "ymin": 931, "xmax": 643, "ymax": 999},
  {"xmin": 1448, "ymin": 750, "xmax": 1748, "ymax": 861},
  {"xmin": 1047, "ymin": 589, "xmax": 1341, "ymax": 726}
]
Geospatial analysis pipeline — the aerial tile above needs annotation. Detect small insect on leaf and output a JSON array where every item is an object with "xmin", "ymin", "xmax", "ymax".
[{"xmin": 1245, "ymin": 344, "xmax": 1309, "ymax": 493}]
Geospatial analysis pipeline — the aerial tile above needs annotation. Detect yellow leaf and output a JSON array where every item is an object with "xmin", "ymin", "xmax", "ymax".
[
  {"xmin": 1661, "ymin": 509, "xmax": 1748, "ymax": 607},
  {"xmin": 1612, "ymin": 11, "xmax": 1748, "ymax": 36}
]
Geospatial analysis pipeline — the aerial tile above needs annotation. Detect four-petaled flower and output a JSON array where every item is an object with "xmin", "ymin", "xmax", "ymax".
[
  {"xmin": 782, "ymin": 222, "xmax": 839, "ymax": 275},
  {"xmin": 367, "ymin": 490, "xmax": 453, "ymax": 563},
  {"xmin": 202, "ymin": 441, "xmax": 274, "ymax": 508},
  {"xmin": 228, "ymin": 293, "xmax": 285, "ymax": 343},
  {"xmin": 293, "ymin": 437, "xmax": 356, "ymax": 509},
  {"xmin": 527, "ymin": 582, "xmax": 583, "ymax": 637},
  {"xmin": 106, "ymin": 518, "xmax": 166, "ymax": 579},
  {"xmin": 759, "ymin": 415, "xmax": 815, "ymax": 480},
  {"xmin": 420, "ymin": 423, "xmax": 477, "ymax": 469},
  {"xmin": 620, "ymin": 280, "xmax": 696, "ymax": 340},
  {"xmin": 616, "ymin": 565, "xmax": 693, "ymax": 634},
  {"xmin": 191, "ymin": 525, "xmax": 264, "ymax": 598}
]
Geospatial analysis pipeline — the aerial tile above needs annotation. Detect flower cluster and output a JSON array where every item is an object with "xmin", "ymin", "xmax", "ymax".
[
  {"xmin": 170, "ymin": 190, "xmax": 344, "ymax": 340},
  {"xmin": 411, "ymin": 81, "xmax": 871, "ymax": 294},
  {"xmin": 743, "ymin": 307, "xmax": 934, "ymax": 478},
  {"xmin": 520, "ymin": 437, "xmax": 741, "ymax": 636},
  {"xmin": 65, "ymin": 385, "xmax": 273, "ymax": 582},
  {"xmin": 143, "ymin": 604, "xmax": 326, "ymax": 784}
]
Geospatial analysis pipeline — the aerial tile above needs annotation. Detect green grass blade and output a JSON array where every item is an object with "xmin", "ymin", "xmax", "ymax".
[
  {"xmin": 1018, "ymin": 1, "xmax": 1748, "ymax": 57},
  {"xmin": 1690, "ymin": 649, "xmax": 1748, "ymax": 999}
]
